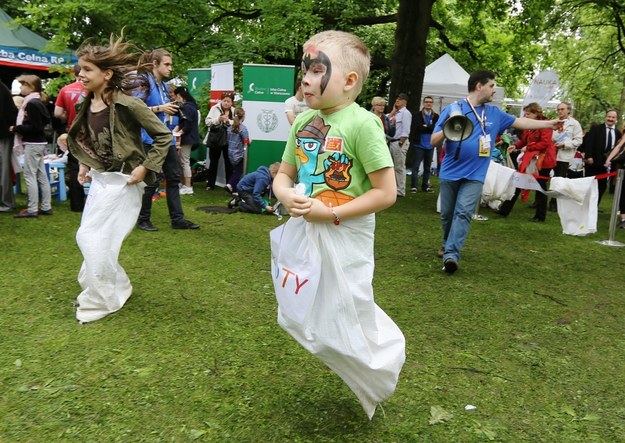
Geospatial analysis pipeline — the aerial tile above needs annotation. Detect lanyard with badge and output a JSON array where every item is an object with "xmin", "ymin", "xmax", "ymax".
[
  {"xmin": 153, "ymin": 75, "xmax": 170, "ymax": 125},
  {"xmin": 466, "ymin": 98, "xmax": 491, "ymax": 157}
]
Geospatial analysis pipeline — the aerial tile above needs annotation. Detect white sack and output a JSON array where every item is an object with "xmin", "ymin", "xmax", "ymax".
[
  {"xmin": 75, "ymin": 171, "xmax": 145, "ymax": 323},
  {"xmin": 482, "ymin": 161, "xmax": 516, "ymax": 210},
  {"xmin": 482, "ymin": 161, "xmax": 516, "ymax": 202},
  {"xmin": 270, "ymin": 215, "xmax": 406, "ymax": 419},
  {"xmin": 550, "ymin": 176, "xmax": 598, "ymax": 236}
]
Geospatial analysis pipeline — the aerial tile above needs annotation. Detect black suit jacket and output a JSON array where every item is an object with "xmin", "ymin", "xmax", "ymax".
[
  {"xmin": 583, "ymin": 123, "xmax": 622, "ymax": 165},
  {"xmin": 413, "ymin": 109, "xmax": 439, "ymax": 147},
  {"xmin": 0, "ymin": 81, "xmax": 17, "ymax": 139}
]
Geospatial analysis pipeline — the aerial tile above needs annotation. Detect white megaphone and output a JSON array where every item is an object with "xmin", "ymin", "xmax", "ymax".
[{"xmin": 443, "ymin": 102, "xmax": 473, "ymax": 142}]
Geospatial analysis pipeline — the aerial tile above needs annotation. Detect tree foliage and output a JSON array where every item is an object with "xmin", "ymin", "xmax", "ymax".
[
  {"xmin": 1, "ymin": 0, "xmax": 623, "ymax": 129},
  {"xmin": 543, "ymin": 0, "xmax": 625, "ymax": 127}
]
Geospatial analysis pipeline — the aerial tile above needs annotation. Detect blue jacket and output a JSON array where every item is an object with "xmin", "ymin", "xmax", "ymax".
[
  {"xmin": 136, "ymin": 74, "xmax": 177, "ymax": 145},
  {"xmin": 236, "ymin": 166, "xmax": 272, "ymax": 209}
]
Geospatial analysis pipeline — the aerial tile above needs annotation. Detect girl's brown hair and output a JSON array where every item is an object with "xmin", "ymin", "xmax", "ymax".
[
  {"xmin": 232, "ymin": 107, "xmax": 245, "ymax": 133},
  {"xmin": 76, "ymin": 31, "xmax": 144, "ymax": 104}
]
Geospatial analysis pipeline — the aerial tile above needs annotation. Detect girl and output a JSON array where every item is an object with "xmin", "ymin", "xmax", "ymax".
[
  {"xmin": 67, "ymin": 33, "xmax": 171, "ymax": 323},
  {"xmin": 12, "ymin": 75, "xmax": 53, "ymax": 218},
  {"xmin": 226, "ymin": 107, "xmax": 250, "ymax": 192}
]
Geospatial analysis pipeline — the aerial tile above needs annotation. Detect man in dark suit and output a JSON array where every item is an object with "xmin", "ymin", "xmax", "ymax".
[
  {"xmin": 583, "ymin": 109, "xmax": 621, "ymax": 203},
  {"xmin": 410, "ymin": 96, "xmax": 440, "ymax": 192}
]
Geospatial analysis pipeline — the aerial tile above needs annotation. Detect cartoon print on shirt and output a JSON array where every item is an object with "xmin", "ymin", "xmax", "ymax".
[{"xmin": 295, "ymin": 116, "xmax": 353, "ymax": 198}]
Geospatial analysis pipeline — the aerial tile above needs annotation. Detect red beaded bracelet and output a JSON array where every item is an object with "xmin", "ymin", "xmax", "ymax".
[{"xmin": 329, "ymin": 205, "xmax": 340, "ymax": 225}]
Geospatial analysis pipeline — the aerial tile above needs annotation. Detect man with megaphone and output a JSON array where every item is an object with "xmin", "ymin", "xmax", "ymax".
[{"xmin": 431, "ymin": 70, "xmax": 561, "ymax": 274}]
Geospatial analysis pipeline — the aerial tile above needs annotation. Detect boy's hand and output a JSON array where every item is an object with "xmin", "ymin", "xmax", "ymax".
[
  {"xmin": 302, "ymin": 198, "xmax": 333, "ymax": 223},
  {"xmin": 280, "ymin": 188, "xmax": 312, "ymax": 217}
]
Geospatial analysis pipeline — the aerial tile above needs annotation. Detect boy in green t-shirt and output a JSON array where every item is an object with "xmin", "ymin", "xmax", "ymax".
[
  {"xmin": 271, "ymin": 30, "xmax": 405, "ymax": 419},
  {"xmin": 274, "ymin": 31, "xmax": 396, "ymax": 218}
]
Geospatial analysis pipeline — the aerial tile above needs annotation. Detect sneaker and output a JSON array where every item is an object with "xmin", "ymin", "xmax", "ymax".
[
  {"xmin": 172, "ymin": 219, "xmax": 200, "ymax": 230},
  {"xmin": 423, "ymin": 187, "xmax": 434, "ymax": 193},
  {"xmin": 619, "ymin": 220, "xmax": 625, "ymax": 229},
  {"xmin": 39, "ymin": 208, "xmax": 53, "ymax": 216},
  {"xmin": 180, "ymin": 186, "xmax": 194, "ymax": 195},
  {"xmin": 410, "ymin": 187, "xmax": 417, "ymax": 193},
  {"xmin": 225, "ymin": 184, "xmax": 234, "ymax": 194},
  {"xmin": 14, "ymin": 209, "xmax": 38, "ymax": 218},
  {"xmin": 137, "ymin": 220, "xmax": 158, "ymax": 231},
  {"xmin": 443, "ymin": 258, "xmax": 458, "ymax": 274},
  {"xmin": 206, "ymin": 185, "xmax": 214, "ymax": 191},
  {"xmin": 436, "ymin": 247, "xmax": 445, "ymax": 258},
  {"xmin": 228, "ymin": 197, "xmax": 239, "ymax": 209}
]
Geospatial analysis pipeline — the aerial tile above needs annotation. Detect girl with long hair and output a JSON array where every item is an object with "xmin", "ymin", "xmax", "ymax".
[
  {"xmin": 226, "ymin": 107, "xmax": 250, "ymax": 192},
  {"xmin": 67, "ymin": 33, "xmax": 172, "ymax": 323}
]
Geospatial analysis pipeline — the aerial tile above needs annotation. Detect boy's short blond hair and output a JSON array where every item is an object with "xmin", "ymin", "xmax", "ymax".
[{"xmin": 303, "ymin": 31, "xmax": 370, "ymax": 96}]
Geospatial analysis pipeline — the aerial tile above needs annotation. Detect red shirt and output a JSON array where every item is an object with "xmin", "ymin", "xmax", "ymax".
[{"xmin": 55, "ymin": 80, "xmax": 85, "ymax": 129}]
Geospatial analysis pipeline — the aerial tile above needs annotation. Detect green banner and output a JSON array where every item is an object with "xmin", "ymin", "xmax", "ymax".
[{"xmin": 187, "ymin": 68, "xmax": 211, "ymax": 98}]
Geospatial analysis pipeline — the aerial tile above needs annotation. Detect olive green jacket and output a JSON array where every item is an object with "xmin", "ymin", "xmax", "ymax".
[{"xmin": 68, "ymin": 89, "xmax": 172, "ymax": 184}]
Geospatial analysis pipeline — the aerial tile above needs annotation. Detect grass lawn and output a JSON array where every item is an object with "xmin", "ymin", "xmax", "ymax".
[{"xmin": 1, "ymin": 177, "xmax": 624, "ymax": 442}]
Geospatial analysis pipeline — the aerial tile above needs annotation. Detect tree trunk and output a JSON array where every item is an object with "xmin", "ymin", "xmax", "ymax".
[
  {"xmin": 618, "ymin": 78, "xmax": 625, "ymax": 128},
  {"xmin": 389, "ymin": 0, "xmax": 435, "ymax": 143}
]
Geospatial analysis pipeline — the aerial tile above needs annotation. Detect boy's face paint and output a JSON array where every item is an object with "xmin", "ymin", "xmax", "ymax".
[{"xmin": 302, "ymin": 46, "xmax": 332, "ymax": 95}]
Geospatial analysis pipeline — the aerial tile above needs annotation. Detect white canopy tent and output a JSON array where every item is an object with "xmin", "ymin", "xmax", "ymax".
[{"xmin": 421, "ymin": 54, "xmax": 505, "ymax": 112}]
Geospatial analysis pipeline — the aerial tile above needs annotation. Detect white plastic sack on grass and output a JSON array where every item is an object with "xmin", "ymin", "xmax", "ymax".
[
  {"xmin": 270, "ymin": 215, "xmax": 406, "ymax": 419},
  {"xmin": 550, "ymin": 176, "xmax": 597, "ymax": 236},
  {"xmin": 75, "ymin": 171, "xmax": 145, "ymax": 323}
]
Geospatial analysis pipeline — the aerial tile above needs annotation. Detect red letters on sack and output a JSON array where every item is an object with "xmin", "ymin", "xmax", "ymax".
[{"xmin": 281, "ymin": 267, "xmax": 309, "ymax": 295}]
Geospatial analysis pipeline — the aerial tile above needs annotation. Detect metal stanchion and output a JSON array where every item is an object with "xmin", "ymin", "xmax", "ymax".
[
  {"xmin": 472, "ymin": 199, "xmax": 488, "ymax": 221},
  {"xmin": 597, "ymin": 169, "xmax": 625, "ymax": 247}
]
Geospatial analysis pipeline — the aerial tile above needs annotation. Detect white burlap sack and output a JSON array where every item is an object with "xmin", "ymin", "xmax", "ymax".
[
  {"xmin": 270, "ymin": 215, "xmax": 406, "ymax": 419},
  {"xmin": 75, "ymin": 171, "xmax": 145, "ymax": 323},
  {"xmin": 482, "ymin": 160, "xmax": 516, "ymax": 204},
  {"xmin": 550, "ymin": 176, "xmax": 598, "ymax": 236}
]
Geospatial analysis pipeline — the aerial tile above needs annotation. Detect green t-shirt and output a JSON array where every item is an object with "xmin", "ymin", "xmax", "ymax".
[{"xmin": 282, "ymin": 102, "xmax": 393, "ymax": 205}]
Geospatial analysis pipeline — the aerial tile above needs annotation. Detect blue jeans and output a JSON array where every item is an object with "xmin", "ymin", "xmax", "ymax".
[
  {"xmin": 411, "ymin": 146, "xmax": 434, "ymax": 189},
  {"xmin": 440, "ymin": 178, "xmax": 483, "ymax": 262}
]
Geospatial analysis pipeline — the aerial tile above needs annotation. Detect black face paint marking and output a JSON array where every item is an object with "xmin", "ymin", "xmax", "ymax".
[{"xmin": 302, "ymin": 49, "xmax": 332, "ymax": 95}]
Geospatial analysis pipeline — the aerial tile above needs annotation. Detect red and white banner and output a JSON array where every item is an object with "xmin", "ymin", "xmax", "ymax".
[{"xmin": 210, "ymin": 61, "xmax": 234, "ymax": 108}]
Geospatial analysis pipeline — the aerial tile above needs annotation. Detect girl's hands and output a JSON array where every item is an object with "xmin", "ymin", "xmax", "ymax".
[
  {"xmin": 128, "ymin": 165, "xmax": 147, "ymax": 184},
  {"xmin": 77, "ymin": 164, "xmax": 91, "ymax": 185}
]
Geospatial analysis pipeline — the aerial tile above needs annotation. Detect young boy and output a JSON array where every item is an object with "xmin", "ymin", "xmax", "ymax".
[
  {"xmin": 271, "ymin": 30, "xmax": 405, "ymax": 418},
  {"xmin": 235, "ymin": 162, "xmax": 279, "ymax": 214}
]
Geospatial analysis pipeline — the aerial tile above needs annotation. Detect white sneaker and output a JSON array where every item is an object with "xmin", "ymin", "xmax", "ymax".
[{"xmin": 180, "ymin": 186, "xmax": 194, "ymax": 195}]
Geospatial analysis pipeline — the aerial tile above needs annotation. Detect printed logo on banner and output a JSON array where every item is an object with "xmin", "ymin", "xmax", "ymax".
[{"xmin": 257, "ymin": 110, "xmax": 279, "ymax": 133}]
